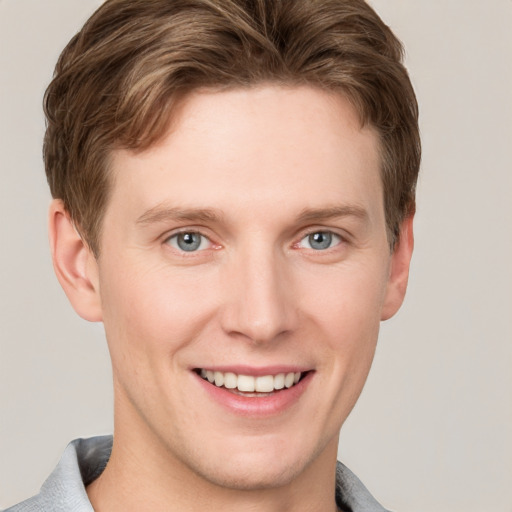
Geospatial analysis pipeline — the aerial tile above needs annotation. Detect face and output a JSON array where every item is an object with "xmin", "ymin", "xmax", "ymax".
[{"xmin": 88, "ymin": 86, "xmax": 408, "ymax": 490}]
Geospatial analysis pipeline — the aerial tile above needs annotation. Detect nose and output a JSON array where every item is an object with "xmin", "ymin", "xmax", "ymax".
[{"xmin": 219, "ymin": 245, "xmax": 298, "ymax": 345}]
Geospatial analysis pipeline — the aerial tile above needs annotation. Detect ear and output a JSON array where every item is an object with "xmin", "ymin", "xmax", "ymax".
[
  {"xmin": 381, "ymin": 215, "xmax": 414, "ymax": 321},
  {"xmin": 48, "ymin": 199, "xmax": 102, "ymax": 322}
]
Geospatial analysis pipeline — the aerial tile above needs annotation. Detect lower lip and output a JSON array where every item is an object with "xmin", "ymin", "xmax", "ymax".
[{"xmin": 193, "ymin": 372, "xmax": 313, "ymax": 417}]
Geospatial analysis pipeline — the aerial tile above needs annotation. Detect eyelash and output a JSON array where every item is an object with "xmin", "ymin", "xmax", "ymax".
[
  {"xmin": 165, "ymin": 231, "xmax": 213, "ymax": 253},
  {"xmin": 296, "ymin": 230, "xmax": 343, "ymax": 251},
  {"xmin": 164, "ymin": 229, "xmax": 344, "ymax": 254}
]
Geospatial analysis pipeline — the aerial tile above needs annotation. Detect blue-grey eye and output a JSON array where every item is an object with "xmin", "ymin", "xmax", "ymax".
[
  {"xmin": 300, "ymin": 231, "xmax": 340, "ymax": 250},
  {"xmin": 168, "ymin": 232, "xmax": 209, "ymax": 252}
]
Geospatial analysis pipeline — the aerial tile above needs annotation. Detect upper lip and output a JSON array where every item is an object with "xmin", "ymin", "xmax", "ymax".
[{"xmin": 193, "ymin": 365, "xmax": 312, "ymax": 376}]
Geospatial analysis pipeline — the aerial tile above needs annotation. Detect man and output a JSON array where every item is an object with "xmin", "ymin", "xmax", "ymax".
[{"xmin": 7, "ymin": 0, "xmax": 420, "ymax": 510}]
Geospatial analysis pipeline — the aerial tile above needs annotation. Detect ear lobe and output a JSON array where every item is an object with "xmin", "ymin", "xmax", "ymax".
[
  {"xmin": 48, "ymin": 199, "xmax": 102, "ymax": 322},
  {"xmin": 381, "ymin": 215, "xmax": 415, "ymax": 321}
]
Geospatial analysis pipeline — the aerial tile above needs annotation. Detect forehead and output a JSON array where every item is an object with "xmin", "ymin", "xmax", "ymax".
[{"xmin": 107, "ymin": 85, "xmax": 383, "ymax": 228}]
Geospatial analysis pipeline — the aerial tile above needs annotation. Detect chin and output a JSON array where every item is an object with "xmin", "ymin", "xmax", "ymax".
[
  {"xmin": 173, "ymin": 431, "xmax": 331, "ymax": 493},
  {"xmin": 191, "ymin": 455, "xmax": 306, "ymax": 491}
]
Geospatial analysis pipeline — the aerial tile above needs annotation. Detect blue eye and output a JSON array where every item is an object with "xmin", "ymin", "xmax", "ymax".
[
  {"xmin": 167, "ymin": 232, "xmax": 210, "ymax": 252},
  {"xmin": 300, "ymin": 231, "xmax": 341, "ymax": 250}
]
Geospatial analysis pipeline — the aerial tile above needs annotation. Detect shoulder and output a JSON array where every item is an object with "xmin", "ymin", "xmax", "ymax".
[
  {"xmin": 335, "ymin": 461, "xmax": 393, "ymax": 512},
  {"xmin": 3, "ymin": 496, "xmax": 42, "ymax": 512},
  {"xmin": 3, "ymin": 436, "xmax": 112, "ymax": 512}
]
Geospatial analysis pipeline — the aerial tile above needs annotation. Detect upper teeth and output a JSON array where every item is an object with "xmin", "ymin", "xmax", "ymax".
[{"xmin": 199, "ymin": 369, "xmax": 302, "ymax": 392}]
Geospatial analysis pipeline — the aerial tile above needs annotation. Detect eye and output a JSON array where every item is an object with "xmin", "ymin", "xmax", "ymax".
[
  {"xmin": 166, "ymin": 232, "xmax": 211, "ymax": 252},
  {"xmin": 298, "ymin": 231, "xmax": 341, "ymax": 251}
]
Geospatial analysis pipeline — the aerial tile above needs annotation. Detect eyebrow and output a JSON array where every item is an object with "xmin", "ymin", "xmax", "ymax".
[
  {"xmin": 136, "ymin": 205, "xmax": 222, "ymax": 225},
  {"xmin": 136, "ymin": 204, "xmax": 368, "ymax": 227},
  {"xmin": 295, "ymin": 205, "xmax": 369, "ymax": 224}
]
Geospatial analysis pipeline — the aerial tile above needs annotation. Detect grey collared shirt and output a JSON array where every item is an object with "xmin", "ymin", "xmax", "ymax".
[{"xmin": 4, "ymin": 436, "xmax": 390, "ymax": 512}]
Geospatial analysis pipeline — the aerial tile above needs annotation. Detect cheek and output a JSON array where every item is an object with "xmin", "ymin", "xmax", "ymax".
[
  {"xmin": 299, "ymin": 261, "xmax": 388, "ymax": 387},
  {"xmin": 300, "ymin": 260, "xmax": 389, "ymax": 333},
  {"xmin": 99, "ymin": 261, "xmax": 219, "ymax": 364}
]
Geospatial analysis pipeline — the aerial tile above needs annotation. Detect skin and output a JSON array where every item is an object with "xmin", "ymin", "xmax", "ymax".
[{"xmin": 49, "ymin": 85, "xmax": 413, "ymax": 512}]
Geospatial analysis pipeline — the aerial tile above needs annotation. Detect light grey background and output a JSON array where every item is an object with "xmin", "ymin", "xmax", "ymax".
[{"xmin": 1, "ymin": 0, "xmax": 511, "ymax": 510}]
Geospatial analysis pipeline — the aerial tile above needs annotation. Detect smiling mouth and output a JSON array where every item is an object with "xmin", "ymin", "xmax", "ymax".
[{"xmin": 195, "ymin": 369, "xmax": 307, "ymax": 396}]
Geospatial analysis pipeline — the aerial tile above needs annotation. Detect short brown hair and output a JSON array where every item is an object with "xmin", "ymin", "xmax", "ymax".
[{"xmin": 44, "ymin": 0, "xmax": 420, "ymax": 256}]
